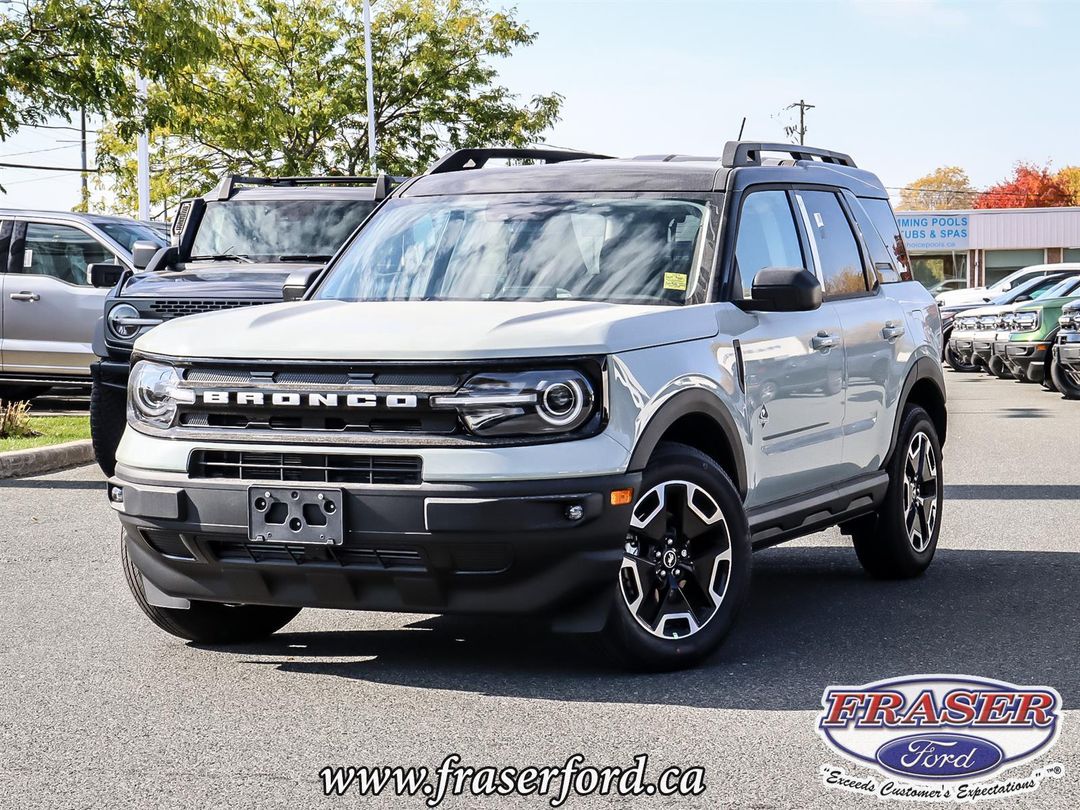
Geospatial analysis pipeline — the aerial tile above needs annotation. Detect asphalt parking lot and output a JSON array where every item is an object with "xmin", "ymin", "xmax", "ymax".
[{"xmin": 1, "ymin": 370, "xmax": 1076, "ymax": 809}]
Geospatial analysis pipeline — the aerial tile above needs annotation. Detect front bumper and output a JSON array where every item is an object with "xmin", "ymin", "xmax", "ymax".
[
  {"xmin": 947, "ymin": 332, "xmax": 976, "ymax": 365},
  {"xmin": 1004, "ymin": 340, "xmax": 1050, "ymax": 382},
  {"xmin": 1056, "ymin": 331, "xmax": 1080, "ymax": 372},
  {"xmin": 110, "ymin": 467, "xmax": 641, "ymax": 631},
  {"xmin": 971, "ymin": 335, "xmax": 994, "ymax": 367},
  {"xmin": 91, "ymin": 357, "xmax": 131, "ymax": 392}
]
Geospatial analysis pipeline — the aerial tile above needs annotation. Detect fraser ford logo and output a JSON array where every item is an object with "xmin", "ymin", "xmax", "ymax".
[{"xmin": 815, "ymin": 675, "xmax": 1064, "ymax": 802}]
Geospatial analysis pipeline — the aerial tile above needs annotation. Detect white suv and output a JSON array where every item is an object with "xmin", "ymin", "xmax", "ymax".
[{"xmin": 107, "ymin": 143, "xmax": 947, "ymax": 670}]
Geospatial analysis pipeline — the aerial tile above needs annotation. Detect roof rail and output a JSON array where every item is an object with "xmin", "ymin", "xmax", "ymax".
[
  {"xmin": 427, "ymin": 147, "xmax": 613, "ymax": 175},
  {"xmin": 721, "ymin": 141, "xmax": 856, "ymax": 169},
  {"xmin": 211, "ymin": 174, "xmax": 403, "ymax": 201}
]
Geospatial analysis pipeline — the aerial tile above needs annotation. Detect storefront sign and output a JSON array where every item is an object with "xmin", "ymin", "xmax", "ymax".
[{"xmin": 897, "ymin": 213, "xmax": 969, "ymax": 251}]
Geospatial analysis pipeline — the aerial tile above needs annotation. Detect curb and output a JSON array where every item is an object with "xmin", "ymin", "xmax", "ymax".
[{"xmin": 0, "ymin": 440, "xmax": 95, "ymax": 480}]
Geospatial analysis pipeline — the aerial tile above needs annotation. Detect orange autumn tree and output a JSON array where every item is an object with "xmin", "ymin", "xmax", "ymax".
[{"xmin": 973, "ymin": 163, "xmax": 1072, "ymax": 209}]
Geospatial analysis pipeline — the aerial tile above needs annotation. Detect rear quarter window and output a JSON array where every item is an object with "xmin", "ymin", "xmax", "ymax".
[{"xmin": 852, "ymin": 197, "xmax": 912, "ymax": 284}]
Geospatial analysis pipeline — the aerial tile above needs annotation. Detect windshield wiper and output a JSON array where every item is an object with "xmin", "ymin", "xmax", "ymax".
[
  {"xmin": 277, "ymin": 254, "xmax": 333, "ymax": 263},
  {"xmin": 188, "ymin": 253, "xmax": 253, "ymax": 263}
]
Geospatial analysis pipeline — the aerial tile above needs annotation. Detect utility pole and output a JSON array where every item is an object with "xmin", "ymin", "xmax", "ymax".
[
  {"xmin": 136, "ymin": 73, "xmax": 150, "ymax": 221},
  {"xmin": 784, "ymin": 98, "xmax": 815, "ymax": 145},
  {"xmin": 79, "ymin": 107, "xmax": 89, "ymax": 210},
  {"xmin": 363, "ymin": 0, "xmax": 377, "ymax": 172}
]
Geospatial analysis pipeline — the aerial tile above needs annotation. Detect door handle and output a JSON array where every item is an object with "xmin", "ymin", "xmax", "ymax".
[
  {"xmin": 811, "ymin": 331, "xmax": 841, "ymax": 351},
  {"xmin": 882, "ymin": 321, "xmax": 906, "ymax": 341},
  {"xmin": 9, "ymin": 292, "xmax": 40, "ymax": 302}
]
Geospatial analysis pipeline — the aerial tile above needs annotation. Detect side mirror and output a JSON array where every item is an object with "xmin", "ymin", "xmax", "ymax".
[
  {"xmin": 88, "ymin": 263, "xmax": 125, "ymax": 289},
  {"xmin": 131, "ymin": 240, "xmax": 161, "ymax": 270},
  {"xmin": 282, "ymin": 267, "xmax": 322, "ymax": 302},
  {"xmin": 741, "ymin": 267, "xmax": 822, "ymax": 312},
  {"xmin": 1017, "ymin": 294, "xmax": 1032, "ymax": 302}
]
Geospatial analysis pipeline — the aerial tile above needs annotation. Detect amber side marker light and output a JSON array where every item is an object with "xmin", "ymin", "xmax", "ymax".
[{"xmin": 610, "ymin": 488, "xmax": 634, "ymax": 506}]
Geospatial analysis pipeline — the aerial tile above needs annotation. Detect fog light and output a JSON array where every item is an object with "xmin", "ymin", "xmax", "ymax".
[
  {"xmin": 565, "ymin": 504, "xmax": 584, "ymax": 521},
  {"xmin": 610, "ymin": 488, "xmax": 633, "ymax": 506},
  {"xmin": 109, "ymin": 485, "xmax": 124, "ymax": 503}
]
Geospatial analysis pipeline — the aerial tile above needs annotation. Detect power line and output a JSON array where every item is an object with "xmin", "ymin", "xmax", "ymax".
[
  {"xmin": 0, "ymin": 144, "xmax": 79, "ymax": 159},
  {"xmin": 0, "ymin": 160, "xmax": 98, "ymax": 172}
]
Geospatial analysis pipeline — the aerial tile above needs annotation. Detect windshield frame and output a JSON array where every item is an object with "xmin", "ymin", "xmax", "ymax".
[{"xmin": 311, "ymin": 191, "xmax": 723, "ymax": 307}]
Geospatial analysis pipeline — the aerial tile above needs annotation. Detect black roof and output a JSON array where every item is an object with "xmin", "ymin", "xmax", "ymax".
[{"xmin": 401, "ymin": 142, "xmax": 889, "ymax": 199}]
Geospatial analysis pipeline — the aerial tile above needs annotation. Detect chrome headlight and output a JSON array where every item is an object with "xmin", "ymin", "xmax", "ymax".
[
  {"xmin": 1013, "ymin": 310, "xmax": 1040, "ymax": 332},
  {"xmin": 128, "ymin": 360, "xmax": 194, "ymax": 429},
  {"xmin": 431, "ymin": 370, "xmax": 597, "ymax": 437},
  {"xmin": 107, "ymin": 303, "xmax": 142, "ymax": 339}
]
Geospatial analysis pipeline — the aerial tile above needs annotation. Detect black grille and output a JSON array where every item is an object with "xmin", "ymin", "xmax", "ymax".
[
  {"xmin": 182, "ymin": 366, "xmax": 462, "ymax": 388},
  {"xmin": 148, "ymin": 299, "xmax": 276, "ymax": 319},
  {"xmin": 211, "ymin": 541, "xmax": 424, "ymax": 570},
  {"xmin": 189, "ymin": 450, "xmax": 422, "ymax": 484}
]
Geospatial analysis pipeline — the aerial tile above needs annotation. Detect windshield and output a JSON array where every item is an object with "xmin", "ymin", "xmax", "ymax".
[
  {"xmin": 316, "ymin": 196, "xmax": 709, "ymax": 305},
  {"xmin": 100, "ymin": 221, "xmax": 167, "ymax": 253},
  {"xmin": 1039, "ymin": 276, "xmax": 1080, "ymax": 299},
  {"xmin": 991, "ymin": 274, "xmax": 1063, "ymax": 304},
  {"xmin": 189, "ymin": 198, "xmax": 376, "ymax": 262}
]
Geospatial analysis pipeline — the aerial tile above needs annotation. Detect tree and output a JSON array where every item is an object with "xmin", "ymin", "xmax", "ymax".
[
  {"xmin": 0, "ymin": 0, "xmax": 215, "ymax": 141},
  {"xmin": 898, "ymin": 167, "xmax": 976, "ymax": 211},
  {"xmin": 973, "ymin": 162, "xmax": 1071, "ymax": 209},
  {"xmin": 96, "ymin": 0, "xmax": 563, "ymax": 214},
  {"xmin": 1055, "ymin": 166, "xmax": 1080, "ymax": 206}
]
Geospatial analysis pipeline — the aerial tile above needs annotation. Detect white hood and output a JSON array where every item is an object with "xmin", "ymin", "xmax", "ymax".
[
  {"xmin": 937, "ymin": 287, "xmax": 994, "ymax": 306},
  {"xmin": 135, "ymin": 299, "xmax": 720, "ymax": 361}
]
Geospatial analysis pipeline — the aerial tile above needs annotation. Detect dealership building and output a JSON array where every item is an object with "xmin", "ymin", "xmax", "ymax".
[{"xmin": 894, "ymin": 207, "xmax": 1080, "ymax": 288}]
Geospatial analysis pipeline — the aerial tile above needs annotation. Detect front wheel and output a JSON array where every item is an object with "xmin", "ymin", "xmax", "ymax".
[
  {"xmin": 849, "ymin": 406, "xmax": 942, "ymax": 579},
  {"xmin": 1051, "ymin": 356, "xmax": 1080, "ymax": 400},
  {"xmin": 944, "ymin": 344, "xmax": 978, "ymax": 372},
  {"xmin": 988, "ymin": 355, "xmax": 1012, "ymax": 379},
  {"xmin": 602, "ymin": 442, "xmax": 751, "ymax": 671},
  {"xmin": 122, "ymin": 536, "xmax": 301, "ymax": 643}
]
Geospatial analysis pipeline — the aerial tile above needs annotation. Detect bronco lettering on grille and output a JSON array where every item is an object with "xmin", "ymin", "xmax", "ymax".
[{"xmin": 198, "ymin": 391, "xmax": 420, "ymax": 408}]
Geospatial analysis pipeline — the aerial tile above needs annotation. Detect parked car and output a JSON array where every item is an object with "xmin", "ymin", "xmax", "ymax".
[
  {"xmin": 90, "ymin": 174, "xmax": 395, "ymax": 475},
  {"xmin": 998, "ymin": 276, "xmax": 1080, "ymax": 387},
  {"xmin": 941, "ymin": 271, "xmax": 1079, "ymax": 372},
  {"xmin": 1051, "ymin": 300, "xmax": 1080, "ymax": 398},
  {"xmin": 0, "ymin": 210, "xmax": 166, "ymax": 403},
  {"xmin": 105, "ymin": 142, "xmax": 946, "ymax": 670},
  {"xmin": 927, "ymin": 278, "xmax": 966, "ymax": 295},
  {"xmin": 935, "ymin": 263, "xmax": 1080, "ymax": 308}
]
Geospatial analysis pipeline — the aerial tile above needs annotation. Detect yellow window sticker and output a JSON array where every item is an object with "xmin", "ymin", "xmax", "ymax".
[{"xmin": 663, "ymin": 272, "xmax": 688, "ymax": 291}]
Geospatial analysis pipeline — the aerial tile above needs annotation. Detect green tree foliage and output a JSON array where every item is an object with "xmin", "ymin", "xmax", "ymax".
[
  {"xmin": 898, "ymin": 166, "xmax": 976, "ymax": 211},
  {"xmin": 96, "ymin": 0, "xmax": 563, "ymax": 213},
  {"xmin": 0, "ymin": 0, "xmax": 215, "ymax": 140}
]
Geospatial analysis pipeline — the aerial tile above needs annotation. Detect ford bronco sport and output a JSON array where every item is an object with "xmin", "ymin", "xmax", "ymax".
[
  {"xmin": 107, "ymin": 143, "xmax": 946, "ymax": 670},
  {"xmin": 90, "ymin": 174, "xmax": 394, "ymax": 474}
]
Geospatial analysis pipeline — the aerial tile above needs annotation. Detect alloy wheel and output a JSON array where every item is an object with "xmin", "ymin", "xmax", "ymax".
[
  {"xmin": 619, "ymin": 480, "xmax": 732, "ymax": 640},
  {"xmin": 903, "ymin": 432, "xmax": 939, "ymax": 552}
]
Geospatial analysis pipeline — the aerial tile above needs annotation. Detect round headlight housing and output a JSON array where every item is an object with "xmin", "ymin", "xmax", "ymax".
[
  {"xmin": 128, "ymin": 360, "xmax": 187, "ymax": 429},
  {"xmin": 107, "ymin": 303, "xmax": 142, "ymax": 339},
  {"xmin": 432, "ymin": 369, "xmax": 597, "ymax": 437}
]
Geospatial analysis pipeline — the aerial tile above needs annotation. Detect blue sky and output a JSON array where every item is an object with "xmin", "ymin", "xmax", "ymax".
[{"xmin": 2, "ymin": 0, "xmax": 1077, "ymax": 212}]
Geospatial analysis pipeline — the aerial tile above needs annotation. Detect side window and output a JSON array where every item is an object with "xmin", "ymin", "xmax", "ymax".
[
  {"xmin": 733, "ymin": 190, "xmax": 804, "ymax": 299},
  {"xmin": 795, "ymin": 190, "xmax": 869, "ymax": 298},
  {"xmin": 22, "ymin": 223, "xmax": 113, "ymax": 286},
  {"xmin": 846, "ymin": 195, "xmax": 902, "ymax": 285},
  {"xmin": 858, "ymin": 198, "xmax": 911, "ymax": 282}
]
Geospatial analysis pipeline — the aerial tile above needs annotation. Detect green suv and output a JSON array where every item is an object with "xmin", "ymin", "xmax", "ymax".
[{"xmin": 1001, "ymin": 277, "xmax": 1080, "ymax": 387}]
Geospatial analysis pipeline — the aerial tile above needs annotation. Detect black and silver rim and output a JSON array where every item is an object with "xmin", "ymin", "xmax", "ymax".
[
  {"xmin": 619, "ymin": 480, "xmax": 731, "ymax": 640},
  {"xmin": 903, "ymin": 431, "xmax": 939, "ymax": 553}
]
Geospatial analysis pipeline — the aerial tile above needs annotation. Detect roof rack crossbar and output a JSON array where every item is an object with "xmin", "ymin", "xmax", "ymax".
[
  {"xmin": 213, "ymin": 174, "xmax": 404, "ymax": 200},
  {"xmin": 721, "ymin": 141, "xmax": 856, "ymax": 169},
  {"xmin": 427, "ymin": 147, "xmax": 613, "ymax": 175}
]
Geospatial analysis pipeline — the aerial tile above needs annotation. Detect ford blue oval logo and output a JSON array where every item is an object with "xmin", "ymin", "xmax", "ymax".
[{"xmin": 875, "ymin": 733, "xmax": 1003, "ymax": 780}]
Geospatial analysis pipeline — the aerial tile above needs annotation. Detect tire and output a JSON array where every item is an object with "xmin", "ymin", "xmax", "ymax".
[
  {"xmin": 90, "ymin": 379, "xmax": 127, "ymax": 476},
  {"xmin": 0, "ymin": 384, "xmax": 49, "ymax": 403},
  {"xmin": 988, "ymin": 356, "xmax": 1012, "ymax": 379},
  {"xmin": 601, "ymin": 442, "xmax": 751, "ymax": 671},
  {"xmin": 1051, "ymin": 356, "xmax": 1080, "ymax": 400},
  {"xmin": 849, "ymin": 406, "xmax": 942, "ymax": 579},
  {"xmin": 122, "ymin": 535, "xmax": 301, "ymax": 643},
  {"xmin": 944, "ymin": 344, "xmax": 978, "ymax": 372}
]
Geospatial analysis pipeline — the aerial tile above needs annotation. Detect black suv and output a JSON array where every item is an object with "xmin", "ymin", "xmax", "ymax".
[{"xmin": 90, "ymin": 174, "xmax": 394, "ymax": 474}]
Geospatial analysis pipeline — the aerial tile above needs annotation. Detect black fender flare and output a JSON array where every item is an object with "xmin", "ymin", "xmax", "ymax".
[
  {"xmin": 885, "ymin": 356, "xmax": 947, "ymax": 466},
  {"xmin": 626, "ymin": 388, "xmax": 748, "ymax": 498}
]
